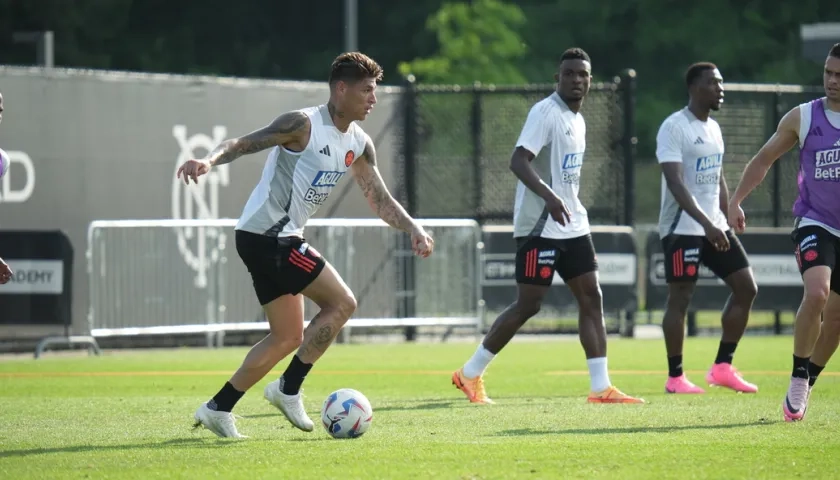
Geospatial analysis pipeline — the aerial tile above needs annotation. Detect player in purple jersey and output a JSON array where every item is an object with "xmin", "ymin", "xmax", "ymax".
[
  {"xmin": 0, "ymin": 91, "xmax": 12, "ymax": 285},
  {"xmin": 728, "ymin": 43, "xmax": 840, "ymax": 422}
]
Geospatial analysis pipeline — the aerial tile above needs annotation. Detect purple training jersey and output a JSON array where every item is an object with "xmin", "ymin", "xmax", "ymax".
[{"xmin": 794, "ymin": 98, "xmax": 840, "ymax": 230}]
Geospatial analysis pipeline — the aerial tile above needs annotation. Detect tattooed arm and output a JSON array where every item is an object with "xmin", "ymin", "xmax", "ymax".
[
  {"xmin": 351, "ymin": 136, "xmax": 435, "ymax": 257},
  {"xmin": 351, "ymin": 136, "xmax": 418, "ymax": 233},
  {"xmin": 177, "ymin": 111, "xmax": 309, "ymax": 184},
  {"xmin": 207, "ymin": 111, "xmax": 309, "ymax": 166}
]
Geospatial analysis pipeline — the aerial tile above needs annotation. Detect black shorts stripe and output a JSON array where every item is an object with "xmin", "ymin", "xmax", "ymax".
[
  {"xmin": 661, "ymin": 231, "xmax": 750, "ymax": 284},
  {"xmin": 515, "ymin": 234, "xmax": 598, "ymax": 286},
  {"xmin": 235, "ymin": 230, "xmax": 326, "ymax": 305}
]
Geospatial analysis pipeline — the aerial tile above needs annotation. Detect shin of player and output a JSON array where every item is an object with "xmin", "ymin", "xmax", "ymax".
[
  {"xmin": 452, "ymin": 48, "xmax": 644, "ymax": 405},
  {"xmin": 179, "ymin": 52, "xmax": 434, "ymax": 438},
  {"xmin": 728, "ymin": 43, "xmax": 840, "ymax": 421},
  {"xmin": 656, "ymin": 63, "xmax": 758, "ymax": 395}
]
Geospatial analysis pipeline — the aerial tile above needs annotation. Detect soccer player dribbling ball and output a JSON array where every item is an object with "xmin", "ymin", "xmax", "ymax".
[{"xmin": 179, "ymin": 52, "xmax": 435, "ymax": 438}]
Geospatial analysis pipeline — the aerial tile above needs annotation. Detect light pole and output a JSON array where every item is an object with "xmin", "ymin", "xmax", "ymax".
[
  {"xmin": 12, "ymin": 30, "xmax": 54, "ymax": 67},
  {"xmin": 344, "ymin": 0, "xmax": 358, "ymax": 52}
]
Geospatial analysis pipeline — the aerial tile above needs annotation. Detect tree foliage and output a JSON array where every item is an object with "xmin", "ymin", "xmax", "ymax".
[
  {"xmin": 2, "ymin": 0, "xmax": 839, "ymax": 158},
  {"xmin": 397, "ymin": 0, "xmax": 527, "ymax": 85}
]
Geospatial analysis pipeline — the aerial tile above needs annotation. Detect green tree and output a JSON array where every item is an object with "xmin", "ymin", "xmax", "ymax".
[{"xmin": 397, "ymin": 0, "xmax": 528, "ymax": 85}]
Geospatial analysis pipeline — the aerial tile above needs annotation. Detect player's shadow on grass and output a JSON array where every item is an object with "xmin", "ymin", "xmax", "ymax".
[
  {"xmin": 495, "ymin": 419, "xmax": 778, "ymax": 437},
  {"xmin": 375, "ymin": 401, "xmax": 458, "ymax": 412},
  {"xmin": 242, "ymin": 400, "xmax": 458, "ymax": 418},
  {"xmin": 0, "ymin": 437, "xmax": 232, "ymax": 458}
]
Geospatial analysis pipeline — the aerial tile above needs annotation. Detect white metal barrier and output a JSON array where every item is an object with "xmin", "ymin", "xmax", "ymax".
[{"xmin": 86, "ymin": 218, "xmax": 483, "ymax": 345}]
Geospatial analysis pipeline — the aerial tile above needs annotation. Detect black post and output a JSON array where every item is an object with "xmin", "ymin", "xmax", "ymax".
[
  {"xmin": 619, "ymin": 69, "xmax": 638, "ymax": 337},
  {"xmin": 770, "ymin": 91, "xmax": 783, "ymax": 330},
  {"xmin": 687, "ymin": 311, "xmax": 698, "ymax": 337},
  {"xmin": 472, "ymin": 84, "xmax": 483, "ymax": 219},
  {"xmin": 401, "ymin": 76, "xmax": 419, "ymax": 341},
  {"xmin": 771, "ymin": 91, "xmax": 782, "ymax": 227},
  {"xmin": 620, "ymin": 69, "xmax": 638, "ymax": 227}
]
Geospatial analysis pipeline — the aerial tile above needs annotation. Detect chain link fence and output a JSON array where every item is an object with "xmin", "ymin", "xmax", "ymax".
[
  {"xmin": 396, "ymin": 72, "xmax": 638, "ymax": 226},
  {"xmin": 386, "ymin": 73, "xmax": 637, "ymax": 337},
  {"xmin": 714, "ymin": 83, "xmax": 825, "ymax": 228},
  {"xmin": 389, "ymin": 76, "xmax": 825, "ymax": 337}
]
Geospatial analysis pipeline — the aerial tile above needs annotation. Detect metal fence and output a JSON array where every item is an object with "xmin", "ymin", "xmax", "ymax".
[
  {"xmin": 396, "ymin": 71, "xmax": 638, "ymax": 226},
  {"xmin": 394, "ymin": 78, "xmax": 824, "ymax": 231},
  {"xmin": 639, "ymin": 83, "xmax": 826, "ymax": 336},
  {"xmin": 86, "ymin": 218, "xmax": 482, "ymax": 345},
  {"xmin": 384, "ymin": 76, "xmax": 828, "ymax": 337},
  {"xmin": 700, "ymin": 83, "xmax": 825, "ymax": 228}
]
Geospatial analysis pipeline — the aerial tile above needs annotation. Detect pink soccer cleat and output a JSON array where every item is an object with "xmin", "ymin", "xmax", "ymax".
[
  {"xmin": 706, "ymin": 363, "xmax": 758, "ymax": 393},
  {"xmin": 783, "ymin": 377, "xmax": 810, "ymax": 422},
  {"xmin": 665, "ymin": 374, "xmax": 706, "ymax": 394}
]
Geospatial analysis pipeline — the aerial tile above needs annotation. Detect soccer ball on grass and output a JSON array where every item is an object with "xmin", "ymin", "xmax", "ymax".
[{"xmin": 320, "ymin": 388, "xmax": 373, "ymax": 439}]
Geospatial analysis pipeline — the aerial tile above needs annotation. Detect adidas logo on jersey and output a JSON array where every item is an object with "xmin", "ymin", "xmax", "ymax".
[
  {"xmin": 834, "ymin": 138, "xmax": 840, "ymax": 147},
  {"xmin": 319, "ymin": 145, "xmax": 331, "ymax": 156},
  {"xmin": 694, "ymin": 137, "xmax": 704, "ymax": 144},
  {"xmin": 809, "ymin": 127, "xmax": 824, "ymax": 137}
]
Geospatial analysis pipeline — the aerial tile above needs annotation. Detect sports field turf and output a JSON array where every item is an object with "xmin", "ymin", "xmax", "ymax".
[{"xmin": 1, "ymin": 336, "xmax": 837, "ymax": 479}]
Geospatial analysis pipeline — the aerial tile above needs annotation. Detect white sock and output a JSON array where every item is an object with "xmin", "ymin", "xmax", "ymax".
[
  {"xmin": 587, "ymin": 357, "xmax": 611, "ymax": 392},
  {"xmin": 462, "ymin": 344, "xmax": 496, "ymax": 379}
]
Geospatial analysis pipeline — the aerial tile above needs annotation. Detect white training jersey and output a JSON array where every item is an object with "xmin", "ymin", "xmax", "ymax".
[
  {"xmin": 513, "ymin": 92, "xmax": 589, "ymax": 240},
  {"xmin": 655, "ymin": 107, "xmax": 729, "ymax": 239},
  {"xmin": 235, "ymin": 105, "xmax": 368, "ymax": 237}
]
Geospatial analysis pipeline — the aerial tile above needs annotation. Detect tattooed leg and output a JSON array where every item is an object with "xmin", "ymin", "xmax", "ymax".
[
  {"xmin": 296, "ymin": 312, "xmax": 343, "ymax": 364},
  {"xmin": 296, "ymin": 262, "xmax": 358, "ymax": 364},
  {"xmin": 228, "ymin": 294, "xmax": 306, "ymax": 392}
]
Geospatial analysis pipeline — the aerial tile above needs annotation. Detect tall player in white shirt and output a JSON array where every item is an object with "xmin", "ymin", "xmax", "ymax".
[
  {"xmin": 452, "ymin": 48, "xmax": 644, "ymax": 405},
  {"xmin": 655, "ymin": 63, "xmax": 758, "ymax": 395},
  {"xmin": 177, "ymin": 52, "xmax": 435, "ymax": 438}
]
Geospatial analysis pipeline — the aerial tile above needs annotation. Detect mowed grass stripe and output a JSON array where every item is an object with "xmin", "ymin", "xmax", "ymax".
[{"xmin": 1, "ymin": 369, "xmax": 837, "ymax": 378}]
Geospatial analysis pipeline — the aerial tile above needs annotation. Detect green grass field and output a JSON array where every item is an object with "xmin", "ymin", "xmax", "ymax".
[
  {"xmin": 499, "ymin": 309, "xmax": 797, "ymax": 333},
  {"xmin": 1, "ymin": 336, "xmax": 837, "ymax": 479}
]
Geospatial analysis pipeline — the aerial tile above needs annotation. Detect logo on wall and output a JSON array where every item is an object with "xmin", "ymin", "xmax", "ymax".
[
  {"xmin": 0, "ymin": 150, "xmax": 36, "ymax": 204},
  {"xmin": 171, "ymin": 125, "xmax": 230, "ymax": 288}
]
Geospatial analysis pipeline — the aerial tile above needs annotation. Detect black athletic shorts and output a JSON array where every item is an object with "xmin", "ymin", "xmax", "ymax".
[
  {"xmin": 661, "ymin": 230, "xmax": 750, "ymax": 283},
  {"xmin": 792, "ymin": 225, "xmax": 840, "ymax": 295},
  {"xmin": 235, "ymin": 229, "xmax": 326, "ymax": 305},
  {"xmin": 514, "ymin": 234, "xmax": 598, "ymax": 285}
]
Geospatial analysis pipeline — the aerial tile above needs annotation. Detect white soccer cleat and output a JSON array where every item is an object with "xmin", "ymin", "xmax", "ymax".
[
  {"xmin": 264, "ymin": 378, "xmax": 315, "ymax": 432},
  {"xmin": 193, "ymin": 402, "xmax": 247, "ymax": 438},
  {"xmin": 782, "ymin": 377, "xmax": 810, "ymax": 422}
]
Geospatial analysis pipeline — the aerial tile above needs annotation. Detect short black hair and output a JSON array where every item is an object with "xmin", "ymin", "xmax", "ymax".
[
  {"xmin": 685, "ymin": 62, "xmax": 717, "ymax": 87},
  {"xmin": 830, "ymin": 43, "xmax": 840, "ymax": 59},
  {"xmin": 328, "ymin": 52, "xmax": 384, "ymax": 88},
  {"xmin": 559, "ymin": 48, "xmax": 591, "ymax": 64}
]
